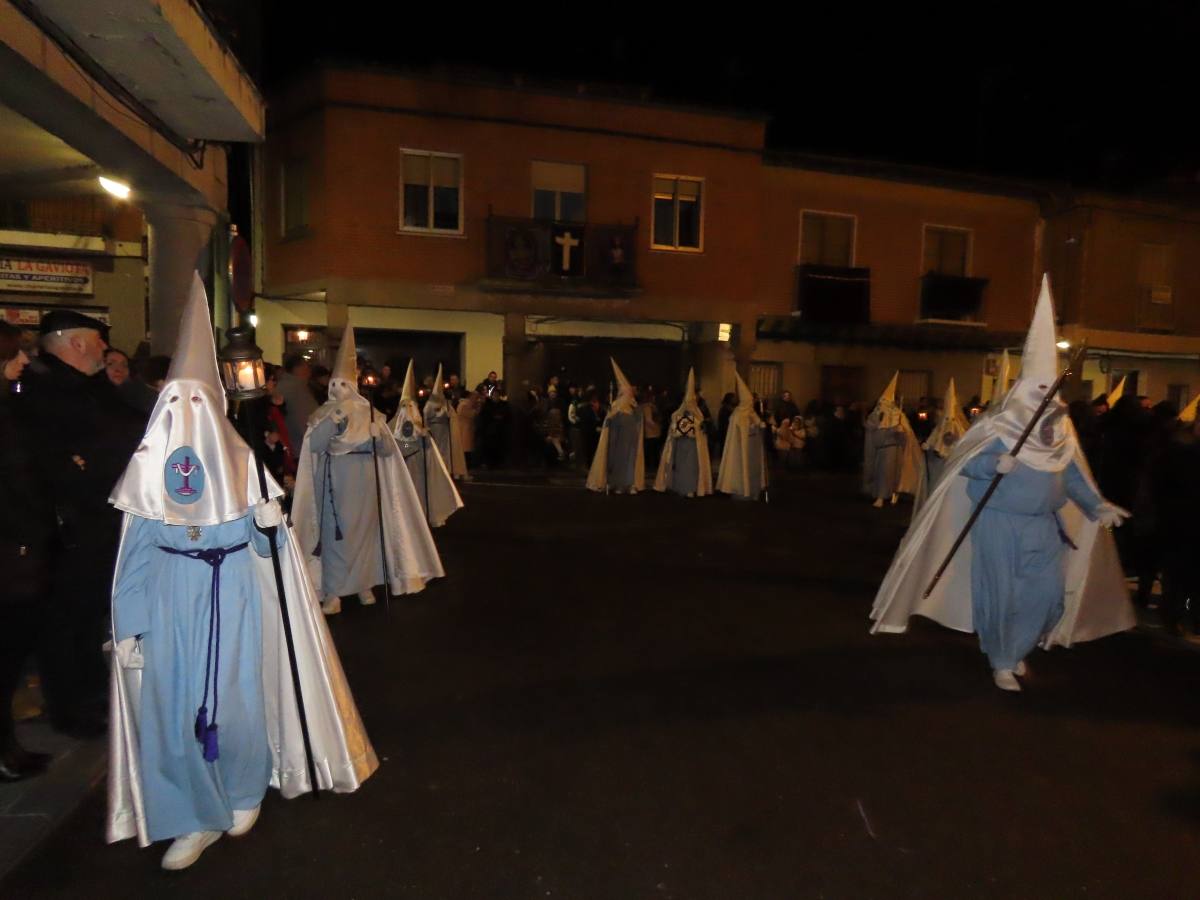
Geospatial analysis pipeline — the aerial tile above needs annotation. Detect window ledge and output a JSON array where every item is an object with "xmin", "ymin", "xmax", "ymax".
[
  {"xmin": 280, "ymin": 226, "xmax": 314, "ymax": 243},
  {"xmin": 396, "ymin": 228, "xmax": 468, "ymax": 240},
  {"xmin": 913, "ymin": 318, "xmax": 988, "ymax": 328},
  {"xmin": 649, "ymin": 245, "xmax": 704, "ymax": 255}
]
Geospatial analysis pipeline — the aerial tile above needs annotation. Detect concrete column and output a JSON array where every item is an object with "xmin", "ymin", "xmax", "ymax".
[{"xmin": 146, "ymin": 203, "xmax": 218, "ymax": 354}]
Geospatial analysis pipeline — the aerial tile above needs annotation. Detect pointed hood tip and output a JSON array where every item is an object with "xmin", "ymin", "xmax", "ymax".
[
  {"xmin": 400, "ymin": 359, "xmax": 416, "ymax": 402},
  {"xmin": 1021, "ymin": 277, "xmax": 1059, "ymax": 384},
  {"xmin": 165, "ymin": 273, "xmax": 224, "ymax": 403},
  {"xmin": 333, "ymin": 324, "xmax": 358, "ymax": 383},
  {"xmin": 610, "ymin": 357, "xmax": 631, "ymax": 392}
]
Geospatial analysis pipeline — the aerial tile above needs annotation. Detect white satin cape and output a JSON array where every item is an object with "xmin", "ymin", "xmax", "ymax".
[
  {"xmin": 585, "ymin": 403, "xmax": 646, "ymax": 493},
  {"xmin": 715, "ymin": 408, "xmax": 768, "ymax": 498},
  {"xmin": 107, "ymin": 511, "xmax": 380, "ymax": 846},
  {"xmin": 291, "ymin": 408, "xmax": 444, "ymax": 596},
  {"xmin": 654, "ymin": 410, "xmax": 713, "ymax": 496},
  {"xmin": 389, "ymin": 401, "xmax": 464, "ymax": 528},
  {"xmin": 869, "ymin": 419, "xmax": 1134, "ymax": 648}
]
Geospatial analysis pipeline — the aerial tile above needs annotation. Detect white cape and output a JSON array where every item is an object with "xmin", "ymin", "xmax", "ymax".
[
  {"xmin": 716, "ymin": 412, "xmax": 767, "ymax": 498},
  {"xmin": 292, "ymin": 417, "xmax": 444, "ymax": 596},
  {"xmin": 585, "ymin": 408, "xmax": 646, "ymax": 492},
  {"xmin": 107, "ymin": 512, "xmax": 380, "ymax": 846},
  {"xmin": 869, "ymin": 419, "xmax": 1134, "ymax": 648},
  {"xmin": 390, "ymin": 407, "xmax": 463, "ymax": 528}
]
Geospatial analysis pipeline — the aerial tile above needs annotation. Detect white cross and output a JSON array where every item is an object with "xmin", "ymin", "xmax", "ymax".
[{"xmin": 554, "ymin": 231, "xmax": 580, "ymax": 272}]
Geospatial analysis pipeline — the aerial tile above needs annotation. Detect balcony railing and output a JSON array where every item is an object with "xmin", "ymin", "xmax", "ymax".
[
  {"xmin": 1135, "ymin": 285, "xmax": 1175, "ymax": 333},
  {"xmin": 794, "ymin": 264, "xmax": 871, "ymax": 325},
  {"xmin": 918, "ymin": 272, "xmax": 989, "ymax": 324},
  {"xmin": 483, "ymin": 214, "xmax": 638, "ymax": 296}
]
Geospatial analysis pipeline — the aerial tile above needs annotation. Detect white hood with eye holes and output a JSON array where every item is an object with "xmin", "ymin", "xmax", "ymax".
[{"xmin": 109, "ymin": 275, "xmax": 277, "ymax": 525}]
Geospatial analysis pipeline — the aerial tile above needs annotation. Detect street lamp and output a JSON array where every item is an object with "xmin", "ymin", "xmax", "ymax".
[{"xmin": 218, "ymin": 322, "xmax": 267, "ymax": 400}]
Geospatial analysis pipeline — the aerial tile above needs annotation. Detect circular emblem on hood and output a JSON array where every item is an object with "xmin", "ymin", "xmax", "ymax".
[
  {"xmin": 165, "ymin": 446, "xmax": 205, "ymax": 505},
  {"xmin": 675, "ymin": 414, "xmax": 696, "ymax": 437},
  {"xmin": 401, "ymin": 420, "xmax": 415, "ymax": 439}
]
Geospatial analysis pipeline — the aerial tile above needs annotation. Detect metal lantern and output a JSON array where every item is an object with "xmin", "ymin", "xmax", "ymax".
[{"xmin": 219, "ymin": 321, "xmax": 267, "ymax": 400}]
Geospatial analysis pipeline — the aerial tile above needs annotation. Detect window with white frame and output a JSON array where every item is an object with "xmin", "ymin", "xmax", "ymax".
[
  {"xmin": 532, "ymin": 161, "xmax": 586, "ymax": 223},
  {"xmin": 923, "ymin": 225, "xmax": 971, "ymax": 277},
  {"xmin": 400, "ymin": 150, "xmax": 463, "ymax": 233},
  {"xmin": 652, "ymin": 175, "xmax": 703, "ymax": 250},
  {"xmin": 281, "ymin": 159, "xmax": 308, "ymax": 237},
  {"xmin": 800, "ymin": 211, "xmax": 855, "ymax": 267}
]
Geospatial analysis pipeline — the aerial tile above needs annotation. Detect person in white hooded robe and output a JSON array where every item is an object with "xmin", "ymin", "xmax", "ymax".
[
  {"xmin": 913, "ymin": 377, "xmax": 970, "ymax": 511},
  {"xmin": 389, "ymin": 360, "xmax": 463, "ymax": 527},
  {"xmin": 423, "ymin": 365, "xmax": 469, "ymax": 480},
  {"xmin": 654, "ymin": 367, "xmax": 713, "ymax": 497},
  {"xmin": 291, "ymin": 326, "xmax": 444, "ymax": 615},
  {"xmin": 586, "ymin": 358, "xmax": 645, "ymax": 493},
  {"xmin": 716, "ymin": 371, "xmax": 768, "ymax": 501},
  {"xmin": 106, "ymin": 276, "xmax": 377, "ymax": 869},
  {"xmin": 870, "ymin": 276, "xmax": 1133, "ymax": 692},
  {"xmin": 863, "ymin": 372, "xmax": 924, "ymax": 507}
]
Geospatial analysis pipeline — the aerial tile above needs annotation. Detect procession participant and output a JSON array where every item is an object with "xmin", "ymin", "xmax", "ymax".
[
  {"xmin": 586, "ymin": 358, "xmax": 645, "ymax": 494},
  {"xmin": 389, "ymin": 360, "xmax": 463, "ymax": 527},
  {"xmin": 914, "ymin": 378, "xmax": 970, "ymax": 511},
  {"xmin": 870, "ymin": 277, "xmax": 1133, "ymax": 692},
  {"xmin": 715, "ymin": 371, "xmax": 768, "ymax": 501},
  {"xmin": 654, "ymin": 368, "xmax": 713, "ymax": 498},
  {"xmin": 107, "ymin": 276, "xmax": 377, "ymax": 869},
  {"xmin": 423, "ymin": 365, "xmax": 468, "ymax": 480},
  {"xmin": 862, "ymin": 372, "xmax": 924, "ymax": 508},
  {"xmin": 291, "ymin": 326, "xmax": 443, "ymax": 615}
]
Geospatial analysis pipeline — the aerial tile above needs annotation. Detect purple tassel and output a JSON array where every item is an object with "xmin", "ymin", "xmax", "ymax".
[
  {"xmin": 194, "ymin": 706, "xmax": 208, "ymax": 742},
  {"xmin": 334, "ymin": 523, "xmax": 343, "ymax": 541},
  {"xmin": 202, "ymin": 724, "xmax": 219, "ymax": 762},
  {"xmin": 313, "ymin": 540, "xmax": 322, "ymax": 558}
]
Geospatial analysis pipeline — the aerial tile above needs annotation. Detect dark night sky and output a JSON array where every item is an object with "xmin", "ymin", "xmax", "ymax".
[{"xmin": 218, "ymin": 3, "xmax": 1199, "ymax": 192}]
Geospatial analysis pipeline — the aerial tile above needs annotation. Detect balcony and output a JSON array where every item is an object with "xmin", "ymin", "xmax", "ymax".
[
  {"xmin": 481, "ymin": 215, "xmax": 638, "ymax": 298},
  {"xmin": 794, "ymin": 264, "xmax": 871, "ymax": 325},
  {"xmin": 918, "ymin": 272, "xmax": 989, "ymax": 324},
  {"xmin": 1135, "ymin": 284, "xmax": 1175, "ymax": 333}
]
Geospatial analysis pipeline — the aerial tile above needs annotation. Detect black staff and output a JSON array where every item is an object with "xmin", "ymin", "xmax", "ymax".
[
  {"xmin": 922, "ymin": 343, "xmax": 1087, "ymax": 599},
  {"xmin": 236, "ymin": 397, "xmax": 320, "ymax": 800},
  {"xmin": 364, "ymin": 376, "xmax": 393, "ymax": 610}
]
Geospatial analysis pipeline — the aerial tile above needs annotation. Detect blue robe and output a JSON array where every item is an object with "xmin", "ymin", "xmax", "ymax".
[
  {"xmin": 308, "ymin": 417, "xmax": 383, "ymax": 597},
  {"xmin": 605, "ymin": 411, "xmax": 640, "ymax": 490},
  {"xmin": 113, "ymin": 514, "xmax": 276, "ymax": 841},
  {"xmin": 961, "ymin": 439, "xmax": 1102, "ymax": 670},
  {"xmin": 670, "ymin": 436, "xmax": 699, "ymax": 495}
]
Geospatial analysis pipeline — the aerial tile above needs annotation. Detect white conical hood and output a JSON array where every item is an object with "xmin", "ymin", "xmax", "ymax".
[
  {"xmin": 1178, "ymin": 392, "xmax": 1200, "ymax": 424},
  {"xmin": 424, "ymin": 364, "xmax": 449, "ymax": 420},
  {"xmin": 995, "ymin": 349, "xmax": 1012, "ymax": 400},
  {"xmin": 924, "ymin": 378, "xmax": 969, "ymax": 457},
  {"xmin": 430, "ymin": 364, "xmax": 446, "ymax": 402},
  {"xmin": 609, "ymin": 357, "xmax": 637, "ymax": 414},
  {"xmin": 330, "ymin": 324, "xmax": 359, "ymax": 397},
  {"xmin": 308, "ymin": 323, "xmax": 371, "ymax": 451},
  {"xmin": 734, "ymin": 370, "xmax": 753, "ymax": 408},
  {"xmin": 110, "ymin": 273, "xmax": 274, "ymax": 524},
  {"xmin": 400, "ymin": 360, "xmax": 416, "ymax": 403},
  {"xmin": 986, "ymin": 274, "xmax": 1073, "ymax": 472},
  {"xmin": 870, "ymin": 371, "xmax": 902, "ymax": 428},
  {"xmin": 390, "ymin": 359, "xmax": 424, "ymax": 438},
  {"xmin": 675, "ymin": 367, "xmax": 701, "ymax": 418},
  {"xmin": 165, "ymin": 273, "xmax": 225, "ymax": 407},
  {"xmin": 1106, "ymin": 375, "xmax": 1127, "ymax": 406}
]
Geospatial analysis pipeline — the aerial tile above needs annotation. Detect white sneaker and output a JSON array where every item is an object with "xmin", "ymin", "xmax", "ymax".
[
  {"xmin": 872, "ymin": 498, "xmax": 884, "ymax": 508},
  {"xmin": 162, "ymin": 831, "xmax": 222, "ymax": 870},
  {"xmin": 358, "ymin": 589, "xmax": 377, "ymax": 606},
  {"xmin": 1014, "ymin": 660, "xmax": 1027, "ymax": 677},
  {"xmin": 993, "ymin": 669, "xmax": 1022, "ymax": 692},
  {"xmin": 890, "ymin": 493, "xmax": 899, "ymax": 505},
  {"xmin": 227, "ymin": 805, "xmax": 260, "ymax": 837},
  {"xmin": 321, "ymin": 595, "xmax": 342, "ymax": 616}
]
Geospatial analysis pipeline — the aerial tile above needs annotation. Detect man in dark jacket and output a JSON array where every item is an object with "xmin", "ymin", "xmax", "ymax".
[{"xmin": 18, "ymin": 311, "xmax": 144, "ymax": 737}]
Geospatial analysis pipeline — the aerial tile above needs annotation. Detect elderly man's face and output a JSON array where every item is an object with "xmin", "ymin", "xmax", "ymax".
[{"xmin": 105, "ymin": 351, "xmax": 129, "ymax": 385}]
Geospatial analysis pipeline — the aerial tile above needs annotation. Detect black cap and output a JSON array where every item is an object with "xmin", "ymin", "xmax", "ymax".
[{"xmin": 39, "ymin": 309, "xmax": 109, "ymax": 339}]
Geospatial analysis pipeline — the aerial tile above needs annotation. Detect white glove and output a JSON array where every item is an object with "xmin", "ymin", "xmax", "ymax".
[
  {"xmin": 1095, "ymin": 501, "xmax": 1131, "ymax": 529},
  {"xmin": 113, "ymin": 636, "xmax": 144, "ymax": 669},
  {"xmin": 995, "ymin": 454, "xmax": 1017, "ymax": 474},
  {"xmin": 254, "ymin": 498, "xmax": 284, "ymax": 529}
]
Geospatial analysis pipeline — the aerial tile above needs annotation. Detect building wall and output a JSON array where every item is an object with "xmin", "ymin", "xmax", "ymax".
[
  {"xmin": 264, "ymin": 70, "xmax": 766, "ymax": 329},
  {"xmin": 760, "ymin": 166, "xmax": 1042, "ymax": 329}
]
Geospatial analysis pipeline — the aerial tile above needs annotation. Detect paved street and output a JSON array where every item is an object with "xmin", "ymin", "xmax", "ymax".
[{"xmin": 3, "ymin": 472, "xmax": 1199, "ymax": 899}]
